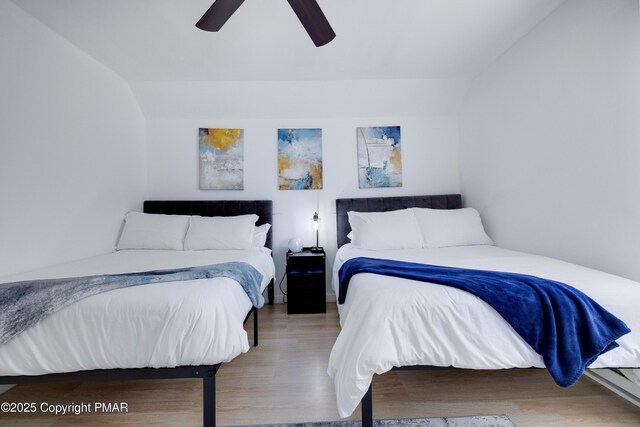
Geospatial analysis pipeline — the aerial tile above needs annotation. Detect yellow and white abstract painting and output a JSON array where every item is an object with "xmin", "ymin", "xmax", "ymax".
[{"xmin": 199, "ymin": 128, "xmax": 244, "ymax": 190}]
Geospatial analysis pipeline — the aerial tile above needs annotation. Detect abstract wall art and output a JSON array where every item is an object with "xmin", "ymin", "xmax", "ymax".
[
  {"xmin": 199, "ymin": 128, "xmax": 244, "ymax": 190},
  {"xmin": 356, "ymin": 126, "xmax": 402, "ymax": 188},
  {"xmin": 278, "ymin": 128, "xmax": 323, "ymax": 190}
]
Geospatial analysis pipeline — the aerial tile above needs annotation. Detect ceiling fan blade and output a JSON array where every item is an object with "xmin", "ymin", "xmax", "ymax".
[
  {"xmin": 287, "ymin": 0, "xmax": 336, "ymax": 47},
  {"xmin": 196, "ymin": 0, "xmax": 245, "ymax": 32}
]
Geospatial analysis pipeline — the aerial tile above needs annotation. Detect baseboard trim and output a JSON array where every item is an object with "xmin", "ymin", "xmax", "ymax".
[
  {"xmin": 585, "ymin": 369, "xmax": 640, "ymax": 407},
  {"xmin": 271, "ymin": 294, "xmax": 337, "ymax": 305}
]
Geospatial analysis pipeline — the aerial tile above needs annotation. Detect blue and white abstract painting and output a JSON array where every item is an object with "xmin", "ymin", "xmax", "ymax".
[
  {"xmin": 278, "ymin": 128, "xmax": 323, "ymax": 190},
  {"xmin": 357, "ymin": 126, "xmax": 402, "ymax": 188}
]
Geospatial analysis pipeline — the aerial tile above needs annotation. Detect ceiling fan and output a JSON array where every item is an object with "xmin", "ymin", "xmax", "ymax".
[{"xmin": 196, "ymin": 0, "xmax": 336, "ymax": 47}]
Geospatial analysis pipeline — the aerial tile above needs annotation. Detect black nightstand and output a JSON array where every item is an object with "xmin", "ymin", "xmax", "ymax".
[{"xmin": 286, "ymin": 247, "xmax": 326, "ymax": 314}]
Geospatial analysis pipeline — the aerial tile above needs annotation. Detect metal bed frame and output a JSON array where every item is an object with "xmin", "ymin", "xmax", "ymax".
[
  {"xmin": 360, "ymin": 366, "xmax": 451, "ymax": 427},
  {"xmin": 0, "ymin": 199, "xmax": 274, "ymax": 427}
]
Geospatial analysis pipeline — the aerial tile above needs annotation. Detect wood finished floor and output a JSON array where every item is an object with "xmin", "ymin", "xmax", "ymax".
[{"xmin": 1, "ymin": 303, "xmax": 638, "ymax": 426}]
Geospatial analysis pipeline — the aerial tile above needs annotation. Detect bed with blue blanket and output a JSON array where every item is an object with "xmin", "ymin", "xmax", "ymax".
[
  {"xmin": 0, "ymin": 200, "xmax": 275, "ymax": 427},
  {"xmin": 328, "ymin": 195, "xmax": 640, "ymax": 426}
]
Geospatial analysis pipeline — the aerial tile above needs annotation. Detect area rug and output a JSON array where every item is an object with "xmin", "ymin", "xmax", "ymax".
[{"xmin": 236, "ymin": 415, "xmax": 516, "ymax": 427}]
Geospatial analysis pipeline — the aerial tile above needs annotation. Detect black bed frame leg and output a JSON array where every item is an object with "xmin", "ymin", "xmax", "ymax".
[
  {"xmin": 268, "ymin": 279, "xmax": 274, "ymax": 305},
  {"xmin": 253, "ymin": 307, "xmax": 259, "ymax": 347},
  {"xmin": 362, "ymin": 383, "xmax": 373, "ymax": 427},
  {"xmin": 203, "ymin": 373, "xmax": 215, "ymax": 427}
]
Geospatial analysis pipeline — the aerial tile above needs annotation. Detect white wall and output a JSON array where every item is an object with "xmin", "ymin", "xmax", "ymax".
[
  {"xmin": 460, "ymin": 0, "xmax": 640, "ymax": 280},
  {"xmin": 143, "ymin": 80, "xmax": 465, "ymax": 301},
  {"xmin": 131, "ymin": 79, "xmax": 469, "ymax": 120},
  {"xmin": 0, "ymin": 0, "xmax": 146, "ymax": 277}
]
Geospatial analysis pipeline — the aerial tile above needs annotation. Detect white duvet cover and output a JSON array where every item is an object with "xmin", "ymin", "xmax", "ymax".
[
  {"xmin": 327, "ymin": 244, "xmax": 640, "ymax": 417},
  {"xmin": 0, "ymin": 248, "xmax": 275, "ymax": 377}
]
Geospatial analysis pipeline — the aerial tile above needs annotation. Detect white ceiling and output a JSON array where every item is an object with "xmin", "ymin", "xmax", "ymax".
[{"xmin": 12, "ymin": 0, "xmax": 564, "ymax": 82}]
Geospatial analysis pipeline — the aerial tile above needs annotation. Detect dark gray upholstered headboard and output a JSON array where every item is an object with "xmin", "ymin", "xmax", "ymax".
[
  {"xmin": 336, "ymin": 194, "xmax": 462, "ymax": 248},
  {"xmin": 143, "ymin": 200, "xmax": 273, "ymax": 250}
]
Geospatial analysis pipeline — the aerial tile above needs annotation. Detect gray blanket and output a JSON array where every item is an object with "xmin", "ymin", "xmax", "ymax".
[{"xmin": 0, "ymin": 262, "xmax": 264, "ymax": 345}]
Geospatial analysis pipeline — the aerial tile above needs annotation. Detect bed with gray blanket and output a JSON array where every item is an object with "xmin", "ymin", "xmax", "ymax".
[{"xmin": 0, "ymin": 200, "xmax": 274, "ymax": 427}]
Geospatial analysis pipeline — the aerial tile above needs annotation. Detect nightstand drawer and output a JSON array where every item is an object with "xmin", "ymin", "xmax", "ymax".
[{"xmin": 287, "ymin": 256, "xmax": 324, "ymax": 273}]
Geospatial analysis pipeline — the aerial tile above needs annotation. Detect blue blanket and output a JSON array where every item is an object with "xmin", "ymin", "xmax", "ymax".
[
  {"xmin": 338, "ymin": 257, "xmax": 630, "ymax": 387},
  {"xmin": 0, "ymin": 262, "xmax": 264, "ymax": 345}
]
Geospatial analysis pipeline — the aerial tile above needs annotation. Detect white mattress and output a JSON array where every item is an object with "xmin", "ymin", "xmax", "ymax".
[
  {"xmin": 0, "ymin": 248, "xmax": 275, "ymax": 377},
  {"xmin": 327, "ymin": 244, "xmax": 640, "ymax": 417}
]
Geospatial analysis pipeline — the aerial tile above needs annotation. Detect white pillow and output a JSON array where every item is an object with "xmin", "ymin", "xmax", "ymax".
[
  {"xmin": 348, "ymin": 209, "xmax": 423, "ymax": 250},
  {"xmin": 184, "ymin": 214, "xmax": 258, "ymax": 250},
  {"xmin": 116, "ymin": 212, "xmax": 190, "ymax": 250},
  {"xmin": 413, "ymin": 207, "xmax": 494, "ymax": 248},
  {"xmin": 253, "ymin": 223, "xmax": 271, "ymax": 248}
]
